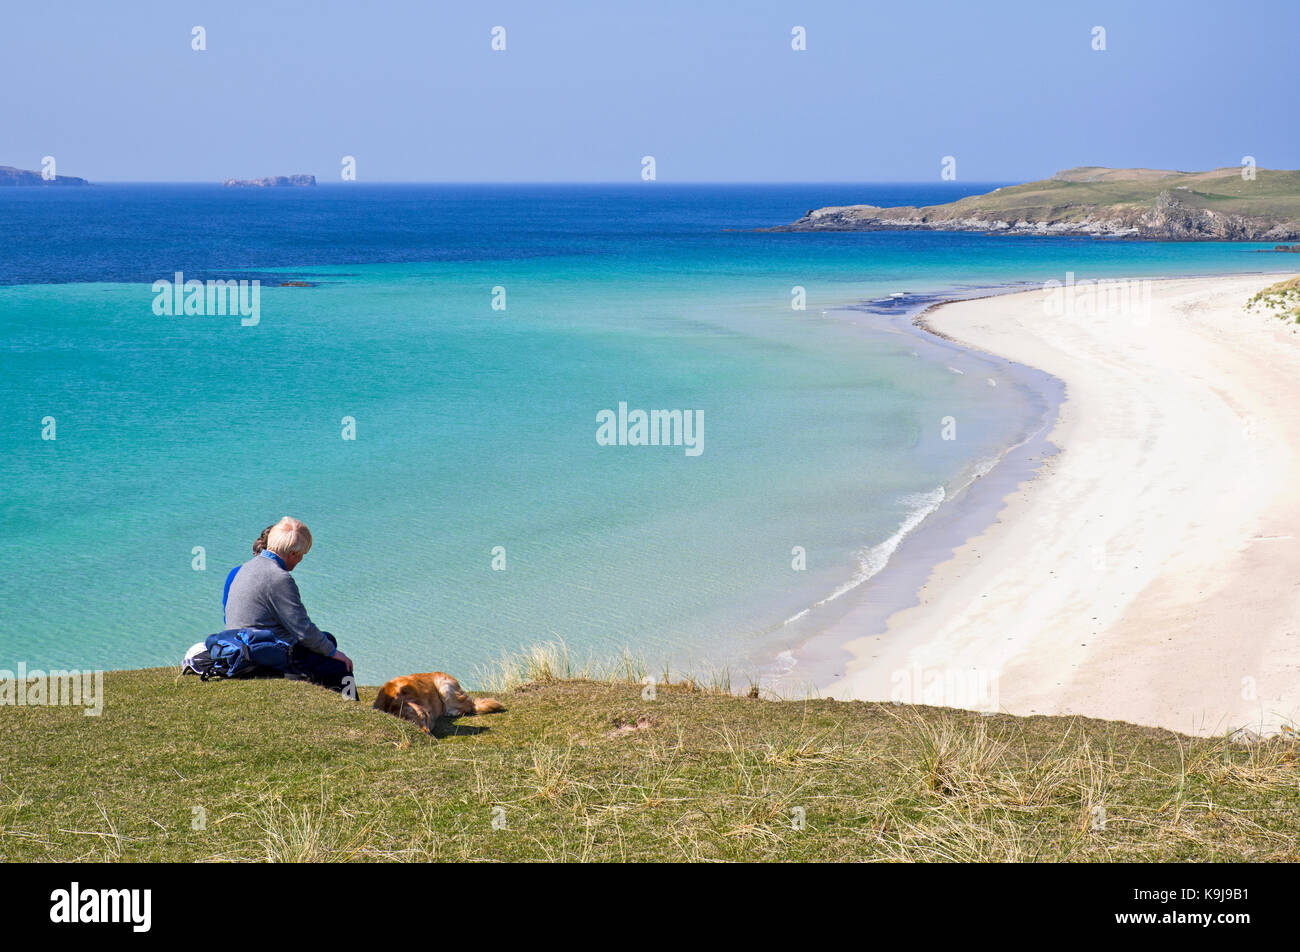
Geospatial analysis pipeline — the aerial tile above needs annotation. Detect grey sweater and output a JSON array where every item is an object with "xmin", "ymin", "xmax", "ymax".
[{"xmin": 224, "ymin": 552, "xmax": 331, "ymax": 655}]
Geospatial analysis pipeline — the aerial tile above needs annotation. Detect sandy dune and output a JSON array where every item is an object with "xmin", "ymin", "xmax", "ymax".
[{"xmin": 826, "ymin": 273, "xmax": 1300, "ymax": 736}]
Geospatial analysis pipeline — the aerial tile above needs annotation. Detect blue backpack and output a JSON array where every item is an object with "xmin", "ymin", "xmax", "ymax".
[{"xmin": 200, "ymin": 628, "xmax": 297, "ymax": 680}]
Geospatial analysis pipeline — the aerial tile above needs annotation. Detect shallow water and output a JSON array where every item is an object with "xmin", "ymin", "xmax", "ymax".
[{"xmin": 1, "ymin": 184, "xmax": 1292, "ymax": 684}]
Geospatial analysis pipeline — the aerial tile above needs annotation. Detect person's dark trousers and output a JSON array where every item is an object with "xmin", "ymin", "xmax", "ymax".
[{"xmin": 288, "ymin": 632, "xmax": 355, "ymax": 697}]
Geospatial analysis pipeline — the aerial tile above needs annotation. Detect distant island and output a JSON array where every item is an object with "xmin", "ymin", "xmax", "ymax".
[
  {"xmin": 771, "ymin": 167, "xmax": 1300, "ymax": 240},
  {"xmin": 0, "ymin": 165, "xmax": 88, "ymax": 186},
  {"xmin": 222, "ymin": 174, "xmax": 316, "ymax": 188}
]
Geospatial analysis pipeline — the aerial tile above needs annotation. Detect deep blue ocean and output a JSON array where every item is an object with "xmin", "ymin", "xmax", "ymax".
[{"xmin": 1, "ymin": 184, "xmax": 1292, "ymax": 685}]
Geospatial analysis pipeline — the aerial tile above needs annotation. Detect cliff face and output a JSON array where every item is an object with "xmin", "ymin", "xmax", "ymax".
[
  {"xmin": 222, "ymin": 174, "xmax": 317, "ymax": 187},
  {"xmin": 771, "ymin": 168, "xmax": 1300, "ymax": 241},
  {"xmin": 0, "ymin": 165, "xmax": 89, "ymax": 186},
  {"xmin": 1137, "ymin": 190, "xmax": 1296, "ymax": 240}
]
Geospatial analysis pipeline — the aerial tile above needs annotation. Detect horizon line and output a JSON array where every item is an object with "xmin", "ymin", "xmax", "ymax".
[{"xmin": 11, "ymin": 178, "xmax": 1017, "ymax": 187}]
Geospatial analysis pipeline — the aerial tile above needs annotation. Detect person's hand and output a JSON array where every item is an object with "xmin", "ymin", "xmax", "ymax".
[{"xmin": 331, "ymin": 649, "xmax": 353, "ymax": 672}]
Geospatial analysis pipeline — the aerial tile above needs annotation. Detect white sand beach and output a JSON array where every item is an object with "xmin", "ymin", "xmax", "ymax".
[{"xmin": 825, "ymin": 273, "xmax": 1300, "ymax": 736}]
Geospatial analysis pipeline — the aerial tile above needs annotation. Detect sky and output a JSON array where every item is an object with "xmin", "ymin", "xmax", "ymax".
[{"xmin": 2, "ymin": 0, "xmax": 1296, "ymax": 183}]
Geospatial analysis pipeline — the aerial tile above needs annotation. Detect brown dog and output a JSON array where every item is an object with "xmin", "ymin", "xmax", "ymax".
[{"xmin": 372, "ymin": 672, "xmax": 505, "ymax": 734}]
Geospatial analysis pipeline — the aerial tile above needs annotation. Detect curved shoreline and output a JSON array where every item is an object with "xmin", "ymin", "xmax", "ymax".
[
  {"xmin": 805, "ymin": 271, "xmax": 1300, "ymax": 735},
  {"xmin": 759, "ymin": 282, "xmax": 1065, "ymax": 692}
]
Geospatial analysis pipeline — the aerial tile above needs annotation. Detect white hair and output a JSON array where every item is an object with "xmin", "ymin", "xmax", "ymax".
[{"xmin": 266, "ymin": 517, "xmax": 313, "ymax": 558}]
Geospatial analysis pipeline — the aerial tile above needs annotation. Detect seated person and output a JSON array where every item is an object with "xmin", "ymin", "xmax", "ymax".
[
  {"xmin": 222, "ymin": 523, "xmax": 275, "ymax": 625},
  {"xmin": 223, "ymin": 516, "xmax": 355, "ymax": 695}
]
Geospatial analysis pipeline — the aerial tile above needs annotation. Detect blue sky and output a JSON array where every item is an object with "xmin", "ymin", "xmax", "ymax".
[{"xmin": 2, "ymin": 0, "xmax": 1296, "ymax": 182}]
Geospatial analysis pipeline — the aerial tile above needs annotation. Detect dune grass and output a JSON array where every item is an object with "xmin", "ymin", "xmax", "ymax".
[
  {"xmin": 3, "ymin": 652, "xmax": 1299, "ymax": 862},
  {"xmin": 1247, "ymin": 275, "xmax": 1300, "ymax": 322}
]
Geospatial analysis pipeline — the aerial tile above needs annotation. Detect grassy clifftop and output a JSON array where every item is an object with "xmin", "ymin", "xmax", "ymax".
[
  {"xmin": 4, "ymin": 665, "xmax": 1299, "ymax": 862},
  {"xmin": 774, "ymin": 167, "xmax": 1300, "ymax": 240}
]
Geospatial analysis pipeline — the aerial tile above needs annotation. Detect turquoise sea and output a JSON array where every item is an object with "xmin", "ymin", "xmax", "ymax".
[{"xmin": 1, "ymin": 184, "xmax": 1293, "ymax": 685}]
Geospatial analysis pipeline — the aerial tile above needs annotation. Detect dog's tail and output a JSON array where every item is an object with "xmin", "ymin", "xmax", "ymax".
[{"xmin": 472, "ymin": 696, "xmax": 506, "ymax": 714}]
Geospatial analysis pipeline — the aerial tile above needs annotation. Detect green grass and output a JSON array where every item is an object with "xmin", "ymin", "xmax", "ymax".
[
  {"xmin": 791, "ymin": 167, "xmax": 1300, "ymax": 234},
  {"xmin": 4, "ymin": 659, "xmax": 1300, "ymax": 862},
  {"xmin": 941, "ymin": 169, "xmax": 1300, "ymax": 222}
]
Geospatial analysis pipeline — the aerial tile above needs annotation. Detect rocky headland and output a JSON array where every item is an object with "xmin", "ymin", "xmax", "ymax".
[
  {"xmin": 0, "ymin": 165, "xmax": 89, "ymax": 186},
  {"xmin": 769, "ymin": 167, "xmax": 1300, "ymax": 241}
]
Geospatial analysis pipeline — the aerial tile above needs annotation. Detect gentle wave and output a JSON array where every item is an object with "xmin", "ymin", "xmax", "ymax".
[
  {"xmin": 764, "ymin": 404, "xmax": 1058, "ymax": 683},
  {"xmin": 782, "ymin": 485, "xmax": 947, "ymax": 626},
  {"xmin": 778, "ymin": 398, "xmax": 1056, "ymax": 638}
]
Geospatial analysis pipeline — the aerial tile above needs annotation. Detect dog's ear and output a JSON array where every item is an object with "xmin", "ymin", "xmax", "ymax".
[
  {"xmin": 400, "ymin": 699, "xmax": 433, "ymax": 734},
  {"xmin": 415, "ymin": 703, "xmax": 434, "ymax": 735}
]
